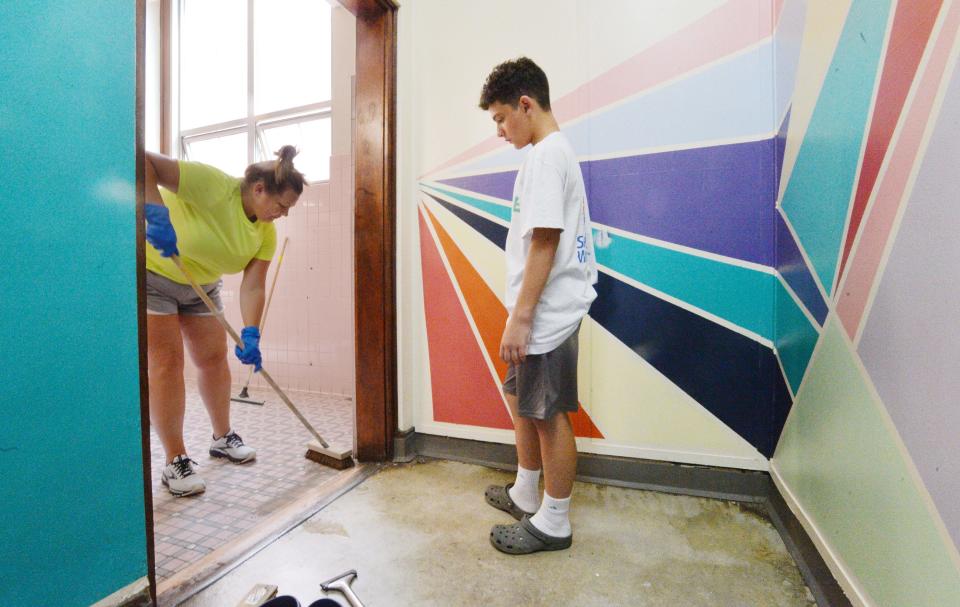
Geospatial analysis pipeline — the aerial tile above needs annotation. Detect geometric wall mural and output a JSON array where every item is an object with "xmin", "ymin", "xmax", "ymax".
[
  {"xmin": 416, "ymin": 0, "xmax": 801, "ymax": 463},
  {"xmin": 409, "ymin": 0, "xmax": 960, "ymax": 597}
]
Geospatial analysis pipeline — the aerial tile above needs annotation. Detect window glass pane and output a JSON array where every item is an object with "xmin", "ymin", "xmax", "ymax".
[
  {"xmin": 184, "ymin": 132, "xmax": 248, "ymax": 178},
  {"xmin": 180, "ymin": 0, "xmax": 247, "ymax": 129},
  {"xmin": 253, "ymin": 0, "xmax": 331, "ymax": 114},
  {"xmin": 260, "ymin": 117, "xmax": 331, "ymax": 182}
]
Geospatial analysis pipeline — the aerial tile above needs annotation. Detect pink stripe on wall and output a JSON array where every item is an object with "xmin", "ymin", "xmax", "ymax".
[
  {"xmin": 838, "ymin": 1, "xmax": 960, "ymax": 341},
  {"xmin": 420, "ymin": 0, "xmax": 783, "ymax": 179}
]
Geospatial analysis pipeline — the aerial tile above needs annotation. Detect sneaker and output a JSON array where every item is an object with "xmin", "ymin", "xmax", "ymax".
[
  {"xmin": 161, "ymin": 455, "xmax": 206, "ymax": 497},
  {"xmin": 209, "ymin": 430, "xmax": 257, "ymax": 463}
]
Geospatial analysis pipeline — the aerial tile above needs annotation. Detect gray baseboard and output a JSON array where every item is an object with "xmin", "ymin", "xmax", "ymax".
[
  {"xmin": 398, "ymin": 430, "xmax": 852, "ymax": 607},
  {"xmin": 766, "ymin": 482, "xmax": 851, "ymax": 606}
]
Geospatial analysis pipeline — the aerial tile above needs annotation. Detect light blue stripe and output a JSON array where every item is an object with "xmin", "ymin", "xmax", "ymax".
[
  {"xmin": 595, "ymin": 230, "xmax": 775, "ymax": 341},
  {"xmin": 779, "ymin": 0, "xmax": 893, "ymax": 294},
  {"xmin": 454, "ymin": 41, "xmax": 777, "ymax": 175},
  {"xmin": 421, "ymin": 183, "xmax": 513, "ymax": 223},
  {"xmin": 775, "ymin": 282, "xmax": 820, "ymax": 394}
]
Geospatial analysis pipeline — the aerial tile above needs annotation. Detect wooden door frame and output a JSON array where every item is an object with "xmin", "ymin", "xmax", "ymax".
[{"xmin": 340, "ymin": 0, "xmax": 399, "ymax": 462}]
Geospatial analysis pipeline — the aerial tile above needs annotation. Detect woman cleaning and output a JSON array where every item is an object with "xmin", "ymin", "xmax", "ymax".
[{"xmin": 144, "ymin": 145, "xmax": 306, "ymax": 496}]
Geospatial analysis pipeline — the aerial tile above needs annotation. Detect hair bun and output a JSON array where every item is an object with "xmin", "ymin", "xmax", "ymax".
[{"xmin": 274, "ymin": 146, "xmax": 299, "ymax": 183}]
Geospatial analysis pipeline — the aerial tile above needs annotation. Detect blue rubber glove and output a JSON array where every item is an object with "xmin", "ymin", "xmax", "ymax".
[
  {"xmin": 145, "ymin": 203, "xmax": 179, "ymax": 257},
  {"xmin": 234, "ymin": 326, "xmax": 262, "ymax": 372}
]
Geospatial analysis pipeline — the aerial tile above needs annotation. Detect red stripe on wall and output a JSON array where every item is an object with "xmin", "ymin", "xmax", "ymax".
[
  {"xmin": 837, "ymin": 0, "xmax": 944, "ymax": 284},
  {"xmin": 418, "ymin": 206, "xmax": 514, "ymax": 429}
]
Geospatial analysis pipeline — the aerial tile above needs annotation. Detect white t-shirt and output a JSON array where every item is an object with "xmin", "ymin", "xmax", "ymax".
[{"xmin": 506, "ymin": 131, "xmax": 598, "ymax": 355}]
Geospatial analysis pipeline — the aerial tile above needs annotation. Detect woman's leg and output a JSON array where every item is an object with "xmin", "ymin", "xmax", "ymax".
[
  {"xmin": 179, "ymin": 315, "xmax": 231, "ymax": 438},
  {"xmin": 147, "ymin": 314, "xmax": 187, "ymax": 463}
]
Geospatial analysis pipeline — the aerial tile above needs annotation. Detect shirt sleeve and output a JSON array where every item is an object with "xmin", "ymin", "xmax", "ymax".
[
  {"xmin": 254, "ymin": 222, "xmax": 277, "ymax": 261},
  {"xmin": 172, "ymin": 161, "xmax": 239, "ymax": 210},
  {"xmin": 521, "ymin": 158, "xmax": 566, "ymax": 238}
]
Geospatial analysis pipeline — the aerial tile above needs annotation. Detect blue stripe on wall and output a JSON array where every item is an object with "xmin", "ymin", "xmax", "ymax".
[
  {"xmin": 587, "ymin": 139, "xmax": 776, "ymax": 266},
  {"xmin": 779, "ymin": 0, "xmax": 894, "ymax": 294},
  {"xmin": 436, "ymin": 173, "xmax": 515, "ymax": 204},
  {"xmin": 435, "ymin": 138, "xmax": 778, "ymax": 266},
  {"xmin": 776, "ymin": 211, "xmax": 828, "ymax": 325}
]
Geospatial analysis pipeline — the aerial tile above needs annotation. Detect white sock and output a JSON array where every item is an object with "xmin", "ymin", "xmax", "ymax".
[
  {"xmin": 507, "ymin": 465, "xmax": 541, "ymax": 513},
  {"xmin": 530, "ymin": 492, "xmax": 571, "ymax": 538}
]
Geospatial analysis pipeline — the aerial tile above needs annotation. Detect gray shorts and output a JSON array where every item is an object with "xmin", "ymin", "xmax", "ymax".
[
  {"xmin": 503, "ymin": 326, "xmax": 580, "ymax": 420},
  {"xmin": 145, "ymin": 270, "xmax": 223, "ymax": 316}
]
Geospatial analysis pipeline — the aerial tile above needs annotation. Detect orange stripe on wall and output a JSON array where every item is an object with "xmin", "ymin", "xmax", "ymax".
[{"xmin": 423, "ymin": 203, "xmax": 604, "ymax": 439}]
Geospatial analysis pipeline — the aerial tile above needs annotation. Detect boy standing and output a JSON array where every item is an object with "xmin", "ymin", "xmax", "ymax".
[{"xmin": 478, "ymin": 57, "xmax": 598, "ymax": 554}]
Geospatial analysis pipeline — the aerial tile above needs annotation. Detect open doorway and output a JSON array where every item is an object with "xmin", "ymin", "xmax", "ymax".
[{"xmin": 142, "ymin": 0, "xmax": 369, "ymax": 597}]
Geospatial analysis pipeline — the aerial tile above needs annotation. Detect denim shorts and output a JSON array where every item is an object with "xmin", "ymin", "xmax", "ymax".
[
  {"xmin": 502, "ymin": 326, "xmax": 580, "ymax": 420},
  {"xmin": 145, "ymin": 270, "xmax": 223, "ymax": 316}
]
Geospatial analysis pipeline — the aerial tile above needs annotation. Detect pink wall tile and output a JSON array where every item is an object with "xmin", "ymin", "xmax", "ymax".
[{"xmin": 186, "ymin": 154, "xmax": 356, "ymax": 397}]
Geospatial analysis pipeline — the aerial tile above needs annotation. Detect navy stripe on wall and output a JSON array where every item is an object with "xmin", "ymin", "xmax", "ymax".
[
  {"xmin": 421, "ymin": 189, "xmax": 792, "ymax": 457},
  {"xmin": 776, "ymin": 211, "xmax": 828, "ymax": 325},
  {"xmin": 591, "ymin": 272, "xmax": 789, "ymax": 457}
]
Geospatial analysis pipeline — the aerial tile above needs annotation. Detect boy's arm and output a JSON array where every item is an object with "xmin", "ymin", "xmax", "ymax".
[{"xmin": 500, "ymin": 227, "xmax": 561, "ymax": 365}]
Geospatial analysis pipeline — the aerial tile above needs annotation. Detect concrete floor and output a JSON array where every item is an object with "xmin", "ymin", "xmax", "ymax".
[{"xmin": 183, "ymin": 459, "xmax": 816, "ymax": 607}]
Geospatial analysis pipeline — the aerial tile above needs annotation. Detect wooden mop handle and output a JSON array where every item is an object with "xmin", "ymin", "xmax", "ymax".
[
  {"xmin": 242, "ymin": 236, "xmax": 290, "ymax": 387},
  {"xmin": 259, "ymin": 236, "xmax": 289, "ymax": 334},
  {"xmin": 169, "ymin": 254, "xmax": 329, "ymax": 449}
]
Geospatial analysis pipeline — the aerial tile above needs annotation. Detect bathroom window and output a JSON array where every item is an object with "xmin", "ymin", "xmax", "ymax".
[{"xmin": 178, "ymin": 0, "xmax": 332, "ymax": 181}]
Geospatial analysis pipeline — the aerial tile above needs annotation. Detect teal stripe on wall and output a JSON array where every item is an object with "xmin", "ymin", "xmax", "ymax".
[
  {"xmin": 779, "ymin": 0, "xmax": 894, "ymax": 294},
  {"xmin": 595, "ymin": 230, "xmax": 776, "ymax": 342},
  {"xmin": 422, "ymin": 183, "xmax": 513, "ymax": 223},
  {"xmin": 0, "ymin": 2, "xmax": 146, "ymax": 605},
  {"xmin": 422, "ymin": 182, "xmax": 777, "ymax": 343},
  {"xmin": 775, "ymin": 281, "xmax": 820, "ymax": 394}
]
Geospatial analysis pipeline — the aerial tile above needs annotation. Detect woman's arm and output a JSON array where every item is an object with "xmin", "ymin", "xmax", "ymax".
[
  {"xmin": 239, "ymin": 258, "xmax": 271, "ymax": 328},
  {"xmin": 145, "ymin": 151, "xmax": 181, "ymax": 203}
]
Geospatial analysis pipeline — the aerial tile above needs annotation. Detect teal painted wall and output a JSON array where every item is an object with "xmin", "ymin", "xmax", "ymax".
[{"xmin": 0, "ymin": 2, "xmax": 148, "ymax": 605}]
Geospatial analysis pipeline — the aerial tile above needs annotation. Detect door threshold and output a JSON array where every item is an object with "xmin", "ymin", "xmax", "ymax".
[{"xmin": 157, "ymin": 463, "xmax": 378, "ymax": 606}]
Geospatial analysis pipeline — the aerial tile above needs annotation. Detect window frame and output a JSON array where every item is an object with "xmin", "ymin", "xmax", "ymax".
[{"xmin": 175, "ymin": 0, "xmax": 332, "ymax": 183}]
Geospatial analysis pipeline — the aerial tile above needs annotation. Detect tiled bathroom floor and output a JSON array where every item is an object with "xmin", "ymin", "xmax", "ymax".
[{"xmin": 150, "ymin": 380, "xmax": 354, "ymax": 581}]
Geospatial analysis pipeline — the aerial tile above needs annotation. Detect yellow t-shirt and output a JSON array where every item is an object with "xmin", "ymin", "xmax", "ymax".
[{"xmin": 146, "ymin": 161, "xmax": 277, "ymax": 284}]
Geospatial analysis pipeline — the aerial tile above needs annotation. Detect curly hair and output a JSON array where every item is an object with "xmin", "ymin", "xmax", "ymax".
[{"xmin": 479, "ymin": 57, "xmax": 551, "ymax": 111}]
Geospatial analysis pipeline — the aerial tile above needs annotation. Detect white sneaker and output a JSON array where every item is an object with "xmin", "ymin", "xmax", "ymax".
[
  {"xmin": 209, "ymin": 430, "xmax": 257, "ymax": 463},
  {"xmin": 161, "ymin": 455, "xmax": 206, "ymax": 497}
]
